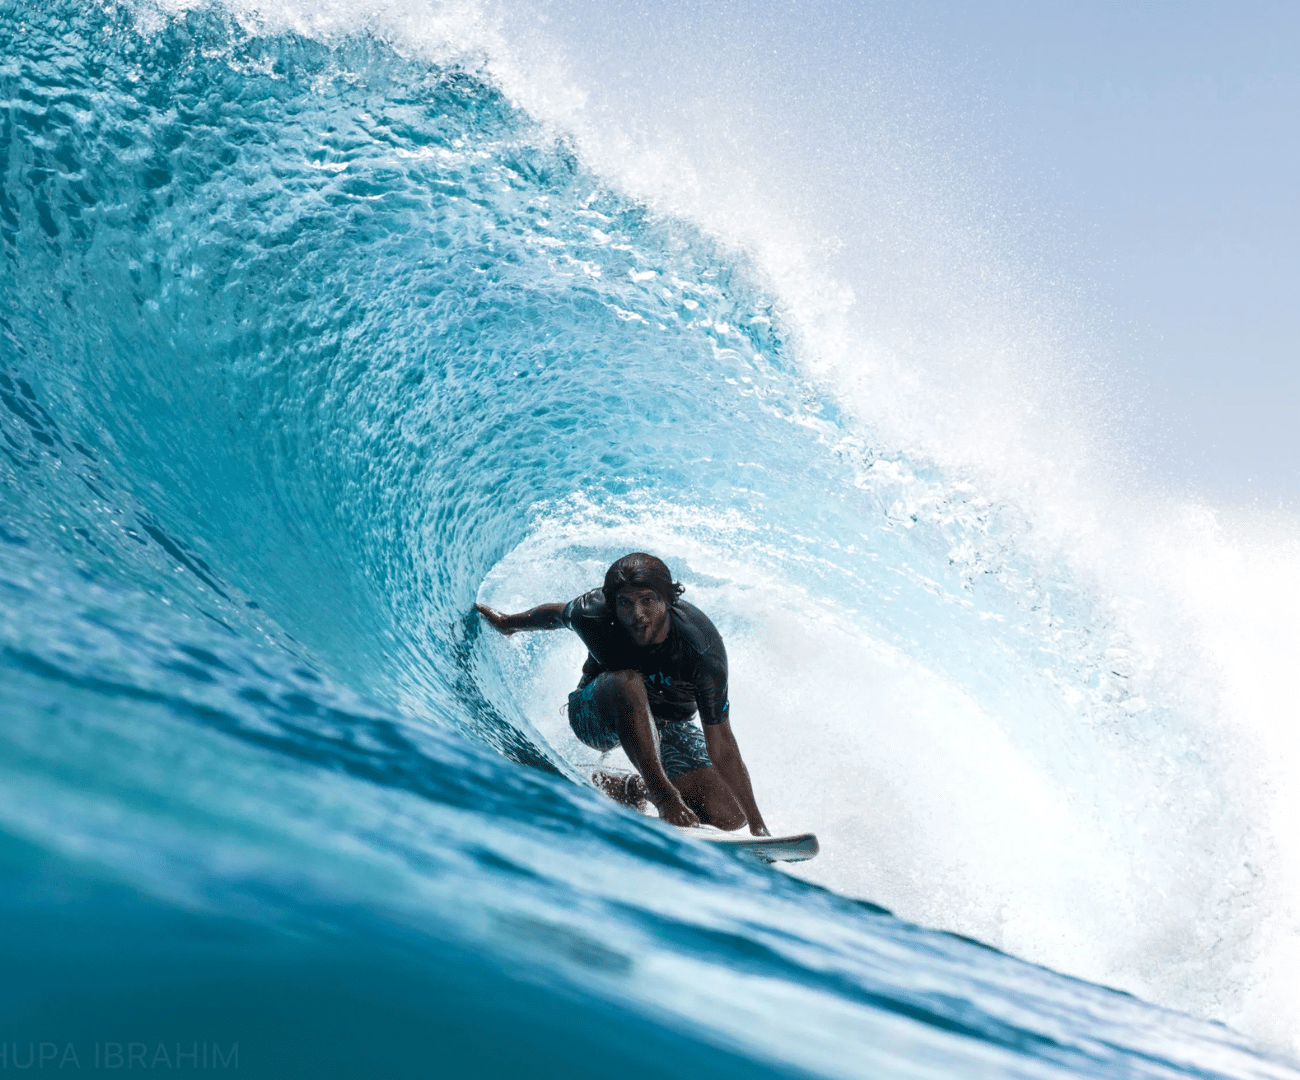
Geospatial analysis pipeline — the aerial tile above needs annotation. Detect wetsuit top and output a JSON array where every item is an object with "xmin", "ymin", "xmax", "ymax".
[{"xmin": 561, "ymin": 589, "xmax": 730, "ymax": 725}]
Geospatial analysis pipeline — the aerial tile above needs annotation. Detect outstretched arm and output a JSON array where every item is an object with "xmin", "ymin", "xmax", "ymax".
[
  {"xmin": 703, "ymin": 720, "xmax": 770, "ymax": 836},
  {"xmin": 475, "ymin": 602, "xmax": 567, "ymax": 635}
]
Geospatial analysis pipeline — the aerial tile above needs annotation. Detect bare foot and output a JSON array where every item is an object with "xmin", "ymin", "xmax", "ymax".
[{"xmin": 592, "ymin": 769, "xmax": 649, "ymax": 812}]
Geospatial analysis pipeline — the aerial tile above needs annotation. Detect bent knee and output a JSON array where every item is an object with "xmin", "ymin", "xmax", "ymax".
[
  {"xmin": 596, "ymin": 669, "xmax": 647, "ymax": 698},
  {"xmin": 676, "ymin": 766, "xmax": 747, "ymax": 831},
  {"xmin": 713, "ymin": 805, "xmax": 747, "ymax": 832}
]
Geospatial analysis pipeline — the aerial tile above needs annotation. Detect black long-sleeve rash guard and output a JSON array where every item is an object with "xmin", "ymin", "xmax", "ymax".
[{"xmin": 561, "ymin": 589, "xmax": 731, "ymax": 725}]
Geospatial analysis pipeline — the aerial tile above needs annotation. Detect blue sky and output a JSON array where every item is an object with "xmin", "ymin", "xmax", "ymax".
[{"xmin": 911, "ymin": 1, "xmax": 1299, "ymax": 503}]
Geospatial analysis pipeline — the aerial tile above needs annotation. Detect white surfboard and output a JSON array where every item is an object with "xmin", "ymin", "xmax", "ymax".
[
  {"xmin": 588, "ymin": 769, "xmax": 817, "ymax": 861},
  {"xmin": 696, "ymin": 831, "xmax": 820, "ymax": 863}
]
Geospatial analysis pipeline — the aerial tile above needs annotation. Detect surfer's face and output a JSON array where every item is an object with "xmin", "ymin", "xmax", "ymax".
[{"xmin": 614, "ymin": 586, "xmax": 670, "ymax": 647}]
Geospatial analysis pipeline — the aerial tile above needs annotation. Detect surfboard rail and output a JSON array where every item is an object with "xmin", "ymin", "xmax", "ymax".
[{"xmin": 695, "ymin": 831, "xmax": 820, "ymax": 863}]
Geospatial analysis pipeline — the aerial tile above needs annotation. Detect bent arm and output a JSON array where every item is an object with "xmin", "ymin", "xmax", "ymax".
[
  {"xmin": 475, "ymin": 602, "xmax": 567, "ymax": 635},
  {"xmin": 703, "ymin": 720, "xmax": 769, "ymax": 836}
]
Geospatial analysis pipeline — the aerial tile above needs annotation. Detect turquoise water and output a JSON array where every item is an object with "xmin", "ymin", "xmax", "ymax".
[{"xmin": 2, "ymin": 4, "xmax": 1297, "ymax": 1076}]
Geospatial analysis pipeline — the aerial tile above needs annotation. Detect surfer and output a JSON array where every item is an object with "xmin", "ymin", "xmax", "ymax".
[{"xmin": 476, "ymin": 553, "xmax": 770, "ymax": 835}]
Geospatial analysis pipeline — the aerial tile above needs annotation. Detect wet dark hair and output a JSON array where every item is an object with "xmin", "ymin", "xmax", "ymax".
[{"xmin": 602, "ymin": 553, "xmax": 685, "ymax": 610}]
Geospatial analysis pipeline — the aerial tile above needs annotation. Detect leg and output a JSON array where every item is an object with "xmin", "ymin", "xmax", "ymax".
[
  {"xmin": 589, "ymin": 671, "xmax": 699, "ymax": 827},
  {"xmin": 674, "ymin": 766, "xmax": 747, "ymax": 831},
  {"xmin": 656, "ymin": 719, "xmax": 748, "ymax": 831}
]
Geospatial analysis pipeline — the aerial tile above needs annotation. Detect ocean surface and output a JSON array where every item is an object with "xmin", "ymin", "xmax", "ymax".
[{"xmin": 3, "ymin": 2, "xmax": 1299, "ymax": 1076}]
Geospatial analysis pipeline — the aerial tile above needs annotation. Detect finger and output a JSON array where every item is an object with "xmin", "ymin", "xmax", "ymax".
[{"xmin": 474, "ymin": 605, "xmax": 511, "ymax": 632}]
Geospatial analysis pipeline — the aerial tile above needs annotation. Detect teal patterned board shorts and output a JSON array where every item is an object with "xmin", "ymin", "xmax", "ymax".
[{"xmin": 567, "ymin": 681, "xmax": 713, "ymax": 780}]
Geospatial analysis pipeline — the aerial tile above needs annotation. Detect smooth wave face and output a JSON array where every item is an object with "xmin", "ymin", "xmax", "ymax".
[{"xmin": 1, "ymin": 4, "xmax": 1296, "ymax": 1077}]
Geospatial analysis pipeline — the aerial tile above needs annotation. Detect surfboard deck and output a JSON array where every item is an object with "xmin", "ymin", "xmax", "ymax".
[{"xmin": 696, "ymin": 831, "xmax": 820, "ymax": 863}]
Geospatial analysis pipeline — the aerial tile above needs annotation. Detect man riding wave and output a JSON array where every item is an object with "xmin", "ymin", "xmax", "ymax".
[{"xmin": 476, "ymin": 553, "xmax": 769, "ymax": 835}]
